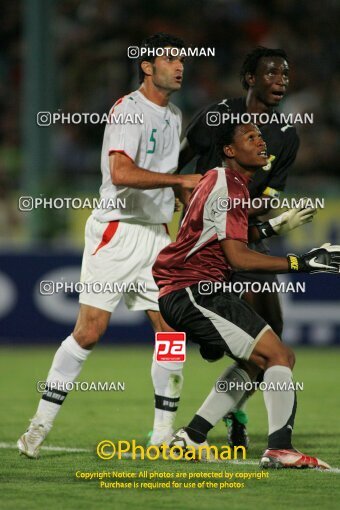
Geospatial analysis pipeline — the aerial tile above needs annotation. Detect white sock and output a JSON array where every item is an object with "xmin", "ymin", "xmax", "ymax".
[
  {"xmin": 36, "ymin": 335, "xmax": 91, "ymax": 426},
  {"xmin": 151, "ymin": 360, "xmax": 184, "ymax": 433},
  {"xmin": 197, "ymin": 364, "xmax": 251, "ymax": 426},
  {"xmin": 263, "ymin": 365, "xmax": 296, "ymax": 449}
]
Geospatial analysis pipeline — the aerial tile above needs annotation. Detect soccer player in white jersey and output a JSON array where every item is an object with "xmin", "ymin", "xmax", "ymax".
[{"xmin": 17, "ymin": 33, "xmax": 201, "ymax": 458}]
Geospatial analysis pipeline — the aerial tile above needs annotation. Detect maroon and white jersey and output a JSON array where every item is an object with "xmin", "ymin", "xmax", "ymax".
[{"xmin": 153, "ymin": 166, "xmax": 250, "ymax": 297}]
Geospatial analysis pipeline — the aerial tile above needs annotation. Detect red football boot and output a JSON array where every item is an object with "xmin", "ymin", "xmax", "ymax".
[{"xmin": 259, "ymin": 448, "xmax": 330, "ymax": 469}]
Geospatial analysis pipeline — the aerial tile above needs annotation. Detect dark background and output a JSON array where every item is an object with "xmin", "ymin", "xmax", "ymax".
[{"xmin": 0, "ymin": 0, "xmax": 339, "ymax": 345}]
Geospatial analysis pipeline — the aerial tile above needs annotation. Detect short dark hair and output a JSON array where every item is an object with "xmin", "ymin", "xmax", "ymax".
[
  {"xmin": 240, "ymin": 47, "xmax": 288, "ymax": 90},
  {"xmin": 214, "ymin": 122, "xmax": 242, "ymax": 162},
  {"xmin": 138, "ymin": 32, "xmax": 185, "ymax": 83}
]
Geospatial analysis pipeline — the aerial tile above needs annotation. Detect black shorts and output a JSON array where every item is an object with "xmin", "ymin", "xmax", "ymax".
[
  {"xmin": 159, "ymin": 284, "xmax": 270, "ymax": 361},
  {"xmin": 232, "ymin": 240, "xmax": 278, "ymax": 285}
]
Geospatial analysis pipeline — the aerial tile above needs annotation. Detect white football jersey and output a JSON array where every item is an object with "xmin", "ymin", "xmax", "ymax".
[{"xmin": 92, "ymin": 90, "xmax": 182, "ymax": 224}]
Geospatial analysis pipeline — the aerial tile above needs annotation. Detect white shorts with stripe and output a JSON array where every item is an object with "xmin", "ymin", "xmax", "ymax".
[{"xmin": 79, "ymin": 215, "xmax": 170, "ymax": 313}]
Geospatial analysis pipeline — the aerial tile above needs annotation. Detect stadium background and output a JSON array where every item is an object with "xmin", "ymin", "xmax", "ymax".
[{"xmin": 0, "ymin": 0, "xmax": 339, "ymax": 347}]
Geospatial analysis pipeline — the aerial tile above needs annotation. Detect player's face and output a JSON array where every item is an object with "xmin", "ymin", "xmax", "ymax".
[
  {"xmin": 151, "ymin": 47, "xmax": 185, "ymax": 92},
  {"xmin": 228, "ymin": 123, "xmax": 268, "ymax": 168},
  {"xmin": 251, "ymin": 57, "xmax": 289, "ymax": 107}
]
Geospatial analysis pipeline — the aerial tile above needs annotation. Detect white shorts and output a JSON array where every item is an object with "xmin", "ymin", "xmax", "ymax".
[{"xmin": 79, "ymin": 215, "xmax": 170, "ymax": 313}]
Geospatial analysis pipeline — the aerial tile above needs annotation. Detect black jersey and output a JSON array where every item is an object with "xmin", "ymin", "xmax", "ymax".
[{"xmin": 186, "ymin": 97, "xmax": 300, "ymax": 199}]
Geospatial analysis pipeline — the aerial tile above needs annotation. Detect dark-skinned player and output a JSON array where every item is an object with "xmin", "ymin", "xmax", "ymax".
[
  {"xmin": 178, "ymin": 47, "xmax": 299, "ymax": 448},
  {"xmin": 153, "ymin": 122, "xmax": 338, "ymax": 469}
]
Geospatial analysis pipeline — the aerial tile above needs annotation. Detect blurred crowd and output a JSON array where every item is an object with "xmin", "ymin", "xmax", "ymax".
[{"xmin": 0, "ymin": 0, "xmax": 339, "ymax": 241}]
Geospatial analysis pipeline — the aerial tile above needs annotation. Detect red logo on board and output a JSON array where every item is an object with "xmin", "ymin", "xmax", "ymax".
[{"xmin": 155, "ymin": 332, "xmax": 186, "ymax": 362}]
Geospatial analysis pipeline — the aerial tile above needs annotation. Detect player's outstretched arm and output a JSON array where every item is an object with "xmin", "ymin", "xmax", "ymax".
[
  {"xmin": 222, "ymin": 239, "xmax": 289, "ymax": 273},
  {"xmin": 110, "ymin": 152, "xmax": 201, "ymax": 190},
  {"xmin": 221, "ymin": 239, "xmax": 340, "ymax": 274},
  {"xmin": 249, "ymin": 200, "xmax": 317, "ymax": 242}
]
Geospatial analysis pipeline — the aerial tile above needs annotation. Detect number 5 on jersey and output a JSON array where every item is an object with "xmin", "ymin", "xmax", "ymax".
[{"xmin": 147, "ymin": 128, "xmax": 157, "ymax": 154}]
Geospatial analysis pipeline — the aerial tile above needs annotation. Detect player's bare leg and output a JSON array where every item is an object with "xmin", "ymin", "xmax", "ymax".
[
  {"xmin": 17, "ymin": 304, "xmax": 111, "ymax": 458},
  {"xmin": 147, "ymin": 310, "xmax": 184, "ymax": 446},
  {"xmin": 224, "ymin": 290, "xmax": 283, "ymax": 448}
]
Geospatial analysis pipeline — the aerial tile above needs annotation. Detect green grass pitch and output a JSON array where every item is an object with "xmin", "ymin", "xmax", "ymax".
[{"xmin": 0, "ymin": 345, "xmax": 339, "ymax": 509}]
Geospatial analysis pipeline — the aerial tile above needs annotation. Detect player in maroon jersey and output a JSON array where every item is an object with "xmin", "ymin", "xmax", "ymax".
[
  {"xmin": 153, "ymin": 122, "xmax": 339, "ymax": 468},
  {"xmin": 179, "ymin": 47, "xmax": 299, "ymax": 447}
]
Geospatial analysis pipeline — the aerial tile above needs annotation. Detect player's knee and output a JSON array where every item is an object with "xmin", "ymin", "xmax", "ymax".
[
  {"xmin": 286, "ymin": 346, "xmax": 295, "ymax": 368},
  {"xmin": 279, "ymin": 344, "xmax": 295, "ymax": 369},
  {"xmin": 267, "ymin": 343, "xmax": 295, "ymax": 370},
  {"xmin": 73, "ymin": 319, "xmax": 107, "ymax": 349}
]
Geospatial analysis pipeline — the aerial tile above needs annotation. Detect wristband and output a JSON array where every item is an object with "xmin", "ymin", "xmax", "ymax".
[
  {"xmin": 287, "ymin": 254, "xmax": 301, "ymax": 272},
  {"xmin": 255, "ymin": 221, "xmax": 277, "ymax": 239}
]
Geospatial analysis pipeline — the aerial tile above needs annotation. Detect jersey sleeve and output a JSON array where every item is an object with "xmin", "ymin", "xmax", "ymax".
[
  {"xmin": 206, "ymin": 187, "xmax": 248, "ymax": 243},
  {"xmin": 265, "ymin": 129, "xmax": 300, "ymax": 193},
  {"xmin": 107, "ymin": 99, "xmax": 142, "ymax": 162}
]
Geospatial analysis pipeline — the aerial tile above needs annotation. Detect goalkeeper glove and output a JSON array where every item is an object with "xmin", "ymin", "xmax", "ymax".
[
  {"xmin": 255, "ymin": 198, "xmax": 317, "ymax": 239},
  {"xmin": 287, "ymin": 243, "xmax": 340, "ymax": 273}
]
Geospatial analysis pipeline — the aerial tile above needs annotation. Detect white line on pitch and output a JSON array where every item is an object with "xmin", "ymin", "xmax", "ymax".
[{"xmin": 0, "ymin": 442, "xmax": 90, "ymax": 453}]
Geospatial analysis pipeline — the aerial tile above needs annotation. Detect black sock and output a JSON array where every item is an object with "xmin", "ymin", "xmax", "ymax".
[{"xmin": 185, "ymin": 414, "xmax": 213, "ymax": 443}]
